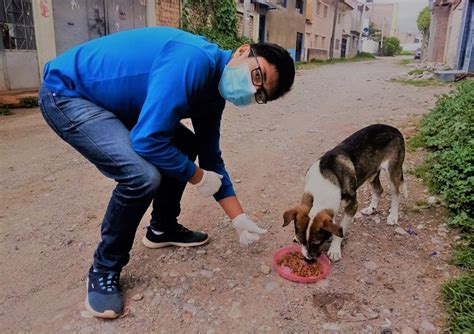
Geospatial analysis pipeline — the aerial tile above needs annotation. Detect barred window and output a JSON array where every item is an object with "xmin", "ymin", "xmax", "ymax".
[{"xmin": 0, "ymin": 0, "xmax": 36, "ymax": 50}]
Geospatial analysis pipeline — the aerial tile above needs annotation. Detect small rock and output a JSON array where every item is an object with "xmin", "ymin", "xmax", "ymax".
[
  {"xmin": 265, "ymin": 282, "xmax": 278, "ymax": 291},
  {"xmin": 421, "ymin": 320, "xmax": 436, "ymax": 331},
  {"xmin": 364, "ymin": 261, "xmax": 378, "ymax": 271},
  {"xmin": 143, "ymin": 288, "xmax": 155, "ymax": 299},
  {"xmin": 80, "ymin": 310, "xmax": 94, "ymax": 318},
  {"xmin": 260, "ymin": 264, "xmax": 271, "ymax": 275},
  {"xmin": 258, "ymin": 325, "xmax": 271, "ymax": 332},
  {"xmin": 323, "ymin": 323, "xmax": 341, "ymax": 330},
  {"xmin": 401, "ymin": 326, "xmax": 417, "ymax": 334},
  {"xmin": 373, "ymin": 216, "xmax": 381, "ymax": 224},
  {"xmin": 183, "ymin": 303, "xmax": 198, "ymax": 315},
  {"xmin": 395, "ymin": 227, "xmax": 408, "ymax": 236},
  {"xmin": 260, "ymin": 208, "xmax": 269, "ymax": 213},
  {"xmin": 225, "ymin": 250, "xmax": 232, "ymax": 255},
  {"xmin": 417, "ymin": 224, "xmax": 425, "ymax": 230},
  {"xmin": 206, "ymin": 330, "xmax": 215, "ymax": 334},
  {"xmin": 355, "ymin": 212, "xmax": 363, "ymax": 219},
  {"xmin": 431, "ymin": 237, "xmax": 442, "ymax": 245},
  {"xmin": 197, "ymin": 250, "xmax": 206, "ymax": 254},
  {"xmin": 436, "ymin": 265, "xmax": 445, "ymax": 271},
  {"xmin": 131, "ymin": 293, "xmax": 143, "ymax": 301},
  {"xmin": 228, "ymin": 302, "xmax": 242, "ymax": 319},
  {"xmin": 426, "ymin": 196, "xmax": 438, "ymax": 205},
  {"xmin": 234, "ymin": 179, "xmax": 242, "ymax": 183},
  {"xmin": 200, "ymin": 270, "xmax": 214, "ymax": 279},
  {"xmin": 169, "ymin": 271, "xmax": 179, "ymax": 277},
  {"xmin": 210, "ymin": 286, "xmax": 216, "ymax": 291},
  {"xmin": 173, "ymin": 288, "xmax": 184, "ymax": 296},
  {"xmin": 187, "ymin": 298, "xmax": 195, "ymax": 304}
]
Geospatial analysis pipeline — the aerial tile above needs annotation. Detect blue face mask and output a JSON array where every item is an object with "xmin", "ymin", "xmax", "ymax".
[{"xmin": 218, "ymin": 63, "xmax": 257, "ymax": 107}]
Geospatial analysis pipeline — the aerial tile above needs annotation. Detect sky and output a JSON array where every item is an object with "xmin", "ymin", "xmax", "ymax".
[{"xmin": 374, "ymin": 0, "xmax": 428, "ymax": 32}]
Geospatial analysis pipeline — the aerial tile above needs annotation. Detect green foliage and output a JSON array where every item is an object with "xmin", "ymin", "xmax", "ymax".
[
  {"xmin": 415, "ymin": 81, "xmax": 474, "ymax": 229},
  {"xmin": 19, "ymin": 96, "xmax": 38, "ymax": 108},
  {"xmin": 392, "ymin": 78, "xmax": 445, "ymax": 87},
  {"xmin": 408, "ymin": 69, "xmax": 425, "ymax": 76},
  {"xmin": 442, "ymin": 275, "xmax": 474, "ymax": 332},
  {"xmin": 451, "ymin": 238, "xmax": 474, "ymax": 270},
  {"xmin": 400, "ymin": 50, "xmax": 415, "ymax": 55},
  {"xmin": 417, "ymin": 6, "xmax": 431, "ymax": 34},
  {"xmin": 182, "ymin": 0, "xmax": 252, "ymax": 50},
  {"xmin": 0, "ymin": 104, "xmax": 13, "ymax": 116},
  {"xmin": 400, "ymin": 59, "xmax": 411, "ymax": 65},
  {"xmin": 382, "ymin": 37, "xmax": 402, "ymax": 56}
]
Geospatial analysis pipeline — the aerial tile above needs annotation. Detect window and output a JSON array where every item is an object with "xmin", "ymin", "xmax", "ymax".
[
  {"xmin": 277, "ymin": 0, "xmax": 287, "ymax": 8},
  {"xmin": 321, "ymin": 36, "xmax": 326, "ymax": 48},
  {"xmin": 316, "ymin": 1, "xmax": 321, "ymax": 16},
  {"xmin": 296, "ymin": 0, "xmax": 304, "ymax": 14},
  {"xmin": 335, "ymin": 39, "xmax": 340, "ymax": 50},
  {"xmin": 314, "ymin": 35, "xmax": 319, "ymax": 48},
  {"xmin": 0, "ymin": 0, "xmax": 36, "ymax": 50},
  {"xmin": 323, "ymin": 5, "xmax": 328, "ymax": 18}
]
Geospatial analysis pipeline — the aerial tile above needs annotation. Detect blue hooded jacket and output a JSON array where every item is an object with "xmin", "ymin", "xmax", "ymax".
[{"xmin": 42, "ymin": 27, "xmax": 235, "ymax": 200}]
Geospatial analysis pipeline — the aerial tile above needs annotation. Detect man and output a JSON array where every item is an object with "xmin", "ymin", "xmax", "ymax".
[{"xmin": 39, "ymin": 27, "xmax": 295, "ymax": 318}]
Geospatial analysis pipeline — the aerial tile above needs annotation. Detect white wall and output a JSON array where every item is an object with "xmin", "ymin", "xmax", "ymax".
[
  {"xmin": 361, "ymin": 38, "xmax": 379, "ymax": 54},
  {"xmin": 5, "ymin": 51, "xmax": 40, "ymax": 89},
  {"xmin": 401, "ymin": 43, "xmax": 422, "ymax": 51}
]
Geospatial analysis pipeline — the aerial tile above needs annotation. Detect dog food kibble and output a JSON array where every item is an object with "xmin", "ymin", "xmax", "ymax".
[{"xmin": 278, "ymin": 251, "xmax": 322, "ymax": 277}]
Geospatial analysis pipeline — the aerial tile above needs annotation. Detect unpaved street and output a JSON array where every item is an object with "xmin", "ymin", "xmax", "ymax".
[{"xmin": 0, "ymin": 57, "xmax": 458, "ymax": 333}]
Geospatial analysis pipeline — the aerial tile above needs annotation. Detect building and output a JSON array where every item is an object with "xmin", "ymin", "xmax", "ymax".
[
  {"xmin": 365, "ymin": 2, "xmax": 399, "ymax": 38},
  {"xmin": 427, "ymin": 0, "xmax": 473, "ymax": 72},
  {"xmin": 397, "ymin": 31, "xmax": 422, "ymax": 52},
  {"xmin": 0, "ymin": 0, "xmax": 157, "ymax": 91}
]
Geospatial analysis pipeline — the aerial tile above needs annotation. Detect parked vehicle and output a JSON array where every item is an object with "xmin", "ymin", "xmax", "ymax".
[{"xmin": 414, "ymin": 48, "xmax": 421, "ymax": 60}]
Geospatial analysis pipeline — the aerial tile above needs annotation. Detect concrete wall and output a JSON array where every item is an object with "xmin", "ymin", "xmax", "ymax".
[
  {"xmin": 401, "ymin": 42, "xmax": 422, "ymax": 52},
  {"xmin": 445, "ymin": 0, "xmax": 466, "ymax": 68},
  {"xmin": 5, "ymin": 51, "xmax": 40, "ymax": 89},
  {"xmin": 361, "ymin": 38, "xmax": 379, "ymax": 54},
  {"xmin": 427, "ymin": 4, "xmax": 450, "ymax": 63},
  {"xmin": 266, "ymin": 0, "xmax": 305, "ymax": 59}
]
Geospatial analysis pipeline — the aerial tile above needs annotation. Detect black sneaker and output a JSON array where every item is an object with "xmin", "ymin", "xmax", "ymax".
[
  {"xmin": 85, "ymin": 267, "xmax": 123, "ymax": 318},
  {"xmin": 142, "ymin": 224, "xmax": 209, "ymax": 249}
]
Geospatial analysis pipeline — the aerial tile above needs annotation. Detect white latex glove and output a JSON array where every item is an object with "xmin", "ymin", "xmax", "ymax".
[
  {"xmin": 194, "ymin": 170, "xmax": 223, "ymax": 198},
  {"xmin": 232, "ymin": 213, "xmax": 267, "ymax": 245}
]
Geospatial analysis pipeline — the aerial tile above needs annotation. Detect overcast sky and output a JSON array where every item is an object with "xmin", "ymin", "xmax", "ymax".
[{"xmin": 374, "ymin": 0, "xmax": 428, "ymax": 32}]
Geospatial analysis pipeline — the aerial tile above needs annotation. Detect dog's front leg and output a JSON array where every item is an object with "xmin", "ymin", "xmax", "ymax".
[{"xmin": 328, "ymin": 199, "xmax": 357, "ymax": 262}]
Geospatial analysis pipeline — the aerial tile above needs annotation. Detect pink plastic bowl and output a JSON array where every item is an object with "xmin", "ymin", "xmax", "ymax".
[{"xmin": 273, "ymin": 245, "xmax": 331, "ymax": 283}]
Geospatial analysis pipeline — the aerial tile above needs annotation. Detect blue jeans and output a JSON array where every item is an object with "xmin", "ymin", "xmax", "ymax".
[{"xmin": 38, "ymin": 86, "xmax": 197, "ymax": 272}]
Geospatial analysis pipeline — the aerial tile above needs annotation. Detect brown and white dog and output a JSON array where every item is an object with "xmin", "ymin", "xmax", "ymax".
[{"xmin": 283, "ymin": 124, "xmax": 406, "ymax": 262}]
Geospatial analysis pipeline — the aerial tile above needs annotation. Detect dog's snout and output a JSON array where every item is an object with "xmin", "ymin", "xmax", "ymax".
[{"xmin": 304, "ymin": 257, "xmax": 317, "ymax": 264}]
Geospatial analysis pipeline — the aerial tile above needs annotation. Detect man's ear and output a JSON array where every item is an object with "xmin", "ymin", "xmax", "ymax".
[
  {"xmin": 321, "ymin": 212, "xmax": 343, "ymax": 238},
  {"xmin": 283, "ymin": 208, "xmax": 297, "ymax": 227},
  {"xmin": 232, "ymin": 44, "xmax": 251, "ymax": 59}
]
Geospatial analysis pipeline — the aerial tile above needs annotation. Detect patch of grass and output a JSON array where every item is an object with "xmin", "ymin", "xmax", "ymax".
[
  {"xmin": 407, "ymin": 133, "xmax": 426, "ymax": 152},
  {"xmin": 408, "ymin": 69, "xmax": 425, "ymax": 76},
  {"xmin": 441, "ymin": 275, "xmax": 474, "ymax": 333},
  {"xmin": 19, "ymin": 96, "xmax": 38, "ymax": 108},
  {"xmin": 392, "ymin": 78, "xmax": 446, "ymax": 87},
  {"xmin": 400, "ymin": 59, "xmax": 411, "ymax": 66},
  {"xmin": 400, "ymin": 50, "xmax": 415, "ymax": 55},
  {"xmin": 0, "ymin": 104, "xmax": 13, "ymax": 116},
  {"xmin": 296, "ymin": 53, "xmax": 376, "ymax": 70},
  {"xmin": 452, "ymin": 243, "xmax": 474, "ymax": 270}
]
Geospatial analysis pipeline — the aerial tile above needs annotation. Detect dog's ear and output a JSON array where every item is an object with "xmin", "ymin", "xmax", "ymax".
[
  {"xmin": 283, "ymin": 208, "xmax": 297, "ymax": 227},
  {"xmin": 321, "ymin": 210, "xmax": 343, "ymax": 238}
]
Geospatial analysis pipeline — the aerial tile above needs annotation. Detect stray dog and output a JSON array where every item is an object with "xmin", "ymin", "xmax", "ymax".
[{"xmin": 283, "ymin": 124, "xmax": 406, "ymax": 262}]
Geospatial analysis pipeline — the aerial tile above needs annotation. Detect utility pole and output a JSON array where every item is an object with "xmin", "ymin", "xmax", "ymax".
[
  {"xmin": 329, "ymin": 0, "xmax": 340, "ymax": 60},
  {"xmin": 243, "ymin": 0, "xmax": 250, "ymax": 38},
  {"xmin": 358, "ymin": 0, "xmax": 367, "ymax": 54}
]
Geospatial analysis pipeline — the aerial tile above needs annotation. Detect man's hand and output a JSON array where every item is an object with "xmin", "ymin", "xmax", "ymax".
[
  {"xmin": 232, "ymin": 213, "xmax": 267, "ymax": 245},
  {"xmin": 194, "ymin": 170, "xmax": 223, "ymax": 197}
]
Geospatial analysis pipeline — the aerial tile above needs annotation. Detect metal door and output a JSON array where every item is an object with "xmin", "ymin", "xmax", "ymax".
[
  {"xmin": 295, "ymin": 32, "xmax": 303, "ymax": 62},
  {"xmin": 341, "ymin": 38, "xmax": 347, "ymax": 58},
  {"xmin": 53, "ymin": 0, "xmax": 146, "ymax": 55},
  {"xmin": 258, "ymin": 14, "xmax": 265, "ymax": 43}
]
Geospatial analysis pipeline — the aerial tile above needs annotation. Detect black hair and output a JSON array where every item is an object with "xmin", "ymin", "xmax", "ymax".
[{"xmin": 250, "ymin": 42, "xmax": 295, "ymax": 101}]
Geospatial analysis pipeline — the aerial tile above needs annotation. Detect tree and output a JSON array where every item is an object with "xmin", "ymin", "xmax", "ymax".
[
  {"xmin": 417, "ymin": 6, "xmax": 430, "ymax": 34},
  {"xmin": 417, "ymin": 6, "xmax": 430, "ymax": 61},
  {"xmin": 382, "ymin": 36, "xmax": 402, "ymax": 56}
]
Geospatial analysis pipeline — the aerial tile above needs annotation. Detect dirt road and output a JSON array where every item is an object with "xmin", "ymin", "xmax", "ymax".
[{"xmin": 0, "ymin": 57, "xmax": 459, "ymax": 333}]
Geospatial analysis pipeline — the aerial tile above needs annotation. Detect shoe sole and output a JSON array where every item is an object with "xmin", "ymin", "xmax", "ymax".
[
  {"xmin": 142, "ymin": 235, "xmax": 210, "ymax": 249},
  {"xmin": 84, "ymin": 278, "xmax": 121, "ymax": 319}
]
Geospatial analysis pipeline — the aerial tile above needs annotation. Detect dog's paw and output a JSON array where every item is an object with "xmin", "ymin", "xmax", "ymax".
[
  {"xmin": 387, "ymin": 213, "xmax": 398, "ymax": 225},
  {"xmin": 361, "ymin": 206, "xmax": 375, "ymax": 215},
  {"xmin": 327, "ymin": 245, "xmax": 342, "ymax": 262}
]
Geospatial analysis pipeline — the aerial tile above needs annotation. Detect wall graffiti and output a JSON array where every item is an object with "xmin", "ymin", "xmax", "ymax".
[{"xmin": 40, "ymin": 0, "xmax": 50, "ymax": 18}]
